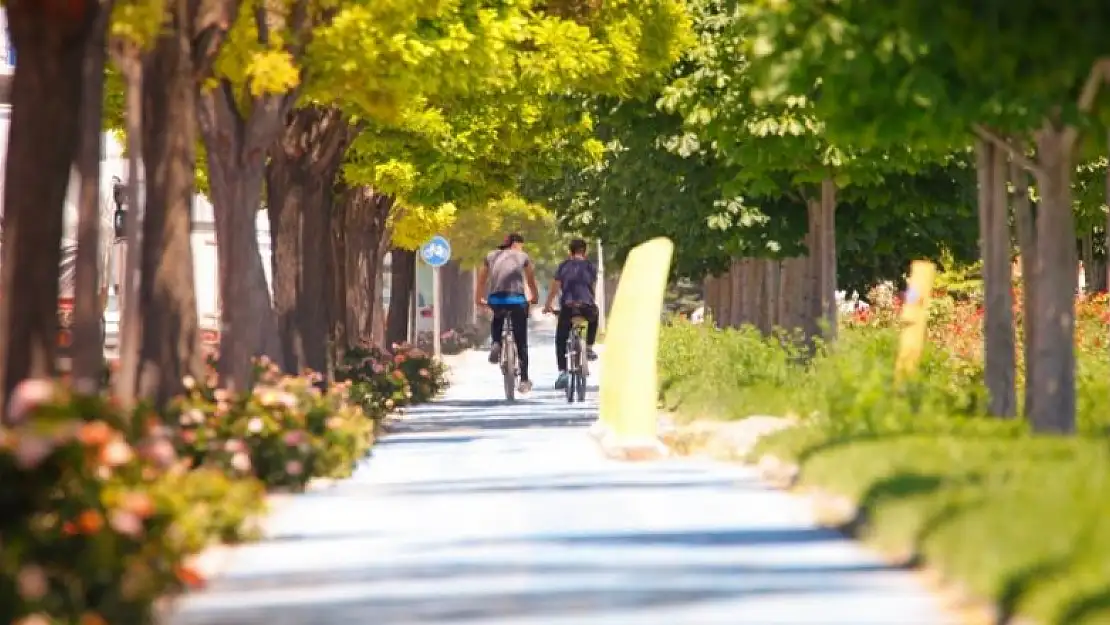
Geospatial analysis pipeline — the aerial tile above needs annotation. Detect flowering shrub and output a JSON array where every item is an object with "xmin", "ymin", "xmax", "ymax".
[
  {"xmin": 336, "ymin": 345, "xmax": 412, "ymax": 419},
  {"xmin": 0, "ymin": 380, "xmax": 266, "ymax": 625},
  {"xmin": 167, "ymin": 358, "xmax": 374, "ymax": 491},
  {"xmin": 416, "ymin": 323, "xmax": 486, "ymax": 355},
  {"xmin": 336, "ymin": 343, "xmax": 449, "ymax": 415}
]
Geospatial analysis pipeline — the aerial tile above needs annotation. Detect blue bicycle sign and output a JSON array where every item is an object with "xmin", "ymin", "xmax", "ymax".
[{"xmin": 420, "ymin": 235, "xmax": 452, "ymax": 268}]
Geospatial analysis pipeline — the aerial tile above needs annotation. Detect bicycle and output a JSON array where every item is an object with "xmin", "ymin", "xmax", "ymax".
[
  {"xmin": 548, "ymin": 305, "xmax": 591, "ymax": 403},
  {"xmin": 564, "ymin": 311, "xmax": 590, "ymax": 403},
  {"xmin": 498, "ymin": 309, "xmax": 520, "ymax": 401}
]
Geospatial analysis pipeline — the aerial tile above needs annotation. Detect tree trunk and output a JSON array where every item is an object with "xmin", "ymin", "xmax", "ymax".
[
  {"xmin": 326, "ymin": 181, "xmax": 349, "ymax": 369},
  {"xmin": 71, "ymin": 3, "xmax": 112, "ymax": 386},
  {"xmin": 1088, "ymin": 258, "xmax": 1108, "ymax": 293},
  {"xmin": 112, "ymin": 50, "xmax": 145, "ymax": 402},
  {"xmin": 818, "ymin": 178, "xmax": 838, "ymax": 341},
  {"xmin": 371, "ymin": 253, "xmax": 387, "ymax": 347},
  {"xmin": 976, "ymin": 139, "xmax": 1016, "ymax": 417},
  {"xmin": 197, "ymin": 85, "xmax": 292, "ymax": 390},
  {"xmin": 266, "ymin": 155, "xmax": 301, "ymax": 373},
  {"xmin": 1011, "ymin": 160, "xmax": 1036, "ymax": 419},
  {"xmin": 266, "ymin": 106, "xmax": 351, "ymax": 374},
  {"xmin": 386, "ymin": 248, "xmax": 415, "ymax": 348},
  {"xmin": 133, "ymin": 5, "xmax": 205, "ymax": 407},
  {"xmin": 338, "ymin": 187, "xmax": 393, "ymax": 349},
  {"xmin": 0, "ymin": 1, "xmax": 95, "ymax": 411},
  {"xmin": 440, "ymin": 261, "xmax": 470, "ymax": 330},
  {"xmin": 1028, "ymin": 126, "xmax": 1078, "ymax": 433},
  {"xmin": 1105, "ymin": 130, "xmax": 1110, "ymax": 297},
  {"xmin": 802, "ymin": 179, "xmax": 838, "ymax": 346}
]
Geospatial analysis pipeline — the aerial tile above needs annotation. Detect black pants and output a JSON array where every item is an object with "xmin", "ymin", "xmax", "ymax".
[
  {"xmin": 490, "ymin": 302, "xmax": 530, "ymax": 381},
  {"xmin": 556, "ymin": 304, "xmax": 599, "ymax": 372}
]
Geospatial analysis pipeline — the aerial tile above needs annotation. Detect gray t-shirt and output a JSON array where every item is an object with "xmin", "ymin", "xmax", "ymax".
[{"xmin": 485, "ymin": 249, "xmax": 531, "ymax": 295}]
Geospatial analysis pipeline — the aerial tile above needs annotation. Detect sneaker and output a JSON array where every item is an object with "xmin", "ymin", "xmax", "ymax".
[
  {"xmin": 586, "ymin": 347, "xmax": 598, "ymax": 361},
  {"xmin": 488, "ymin": 341, "xmax": 501, "ymax": 364},
  {"xmin": 518, "ymin": 378, "xmax": 533, "ymax": 393},
  {"xmin": 554, "ymin": 372, "xmax": 568, "ymax": 389}
]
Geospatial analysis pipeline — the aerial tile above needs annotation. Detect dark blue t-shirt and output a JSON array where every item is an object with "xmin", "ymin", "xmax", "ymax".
[{"xmin": 554, "ymin": 258, "xmax": 597, "ymax": 306}]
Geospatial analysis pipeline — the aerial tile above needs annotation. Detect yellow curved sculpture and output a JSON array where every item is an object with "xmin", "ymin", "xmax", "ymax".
[{"xmin": 595, "ymin": 237, "xmax": 674, "ymax": 460}]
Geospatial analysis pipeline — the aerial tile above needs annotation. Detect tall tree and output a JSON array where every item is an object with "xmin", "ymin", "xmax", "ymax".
[
  {"xmin": 0, "ymin": 0, "xmax": 100, "ymax": 412},
  {"xmin": 741, "ymin": 0, "xmax": 1110, "ymax": 430},
  {"xmin": 71, "ymin": 0, "xmax": 115, "ymax": 386},
  {"xmin": 133, "ymin": 0, "xmax": 237, "ymax": 404}
]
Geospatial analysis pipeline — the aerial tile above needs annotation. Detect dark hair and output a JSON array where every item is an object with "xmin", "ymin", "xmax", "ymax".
[
  {"xmin": 569, "ymin": 238, "xmax": 588, "ymax": 255},
  {"xmin": 498, "ymin": 232, "xmax": 524, "ymax": 250}
]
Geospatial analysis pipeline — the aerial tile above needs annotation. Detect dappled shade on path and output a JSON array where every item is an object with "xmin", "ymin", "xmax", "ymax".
[{"xmin": 171, "ymin": 339, "xmax": 954, "ymax": 625}]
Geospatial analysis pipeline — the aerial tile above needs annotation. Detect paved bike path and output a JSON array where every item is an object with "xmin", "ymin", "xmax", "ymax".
[{"xmin": 171, "ymin": 324, "xmax": 955, "ymax": 624}]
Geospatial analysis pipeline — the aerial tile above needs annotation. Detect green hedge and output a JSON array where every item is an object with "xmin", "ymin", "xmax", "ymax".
[{"xmin": 659, "ymin": 320, "xmax": 1110, "ymax": 625}]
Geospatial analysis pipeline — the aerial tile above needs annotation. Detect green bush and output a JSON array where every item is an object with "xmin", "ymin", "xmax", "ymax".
[{"xmin": 659, "ymin": 314, "xmax": 1110, "ymax": 624}]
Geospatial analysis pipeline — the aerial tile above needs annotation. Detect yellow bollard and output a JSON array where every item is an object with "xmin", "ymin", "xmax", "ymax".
[
  {"xmin": 894, "ymin": 260, "xmax": 937, "ymax": 381},
  {"xmin": 595, "ymin": 237, "xmax": 674, "ymax": 460}
]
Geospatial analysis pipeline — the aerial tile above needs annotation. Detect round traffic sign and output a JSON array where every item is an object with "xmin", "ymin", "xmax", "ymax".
[{"xmin": 420, "ymin": 235, "xmax": 452, "ymax": 268}]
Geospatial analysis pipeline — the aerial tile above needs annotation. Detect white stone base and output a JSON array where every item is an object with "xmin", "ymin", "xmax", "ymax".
[{"xmin": 590, "ymin": 421, "xmax": 670, "ymax": 461}]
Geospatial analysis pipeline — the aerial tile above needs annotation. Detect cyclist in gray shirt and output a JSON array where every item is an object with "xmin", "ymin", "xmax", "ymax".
[{"xmin": 475, "ymin": 232, "xmax": 539, "ymax": 393}]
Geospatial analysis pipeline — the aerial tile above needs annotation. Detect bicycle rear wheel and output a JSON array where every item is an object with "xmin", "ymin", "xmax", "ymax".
[
  {"xmin": 502, "ymin": 328, "xmax": 516, "ymax": 401},
  {"xmin": 565, "ymin": 358, "xmax": 576, "ymax": 403}
]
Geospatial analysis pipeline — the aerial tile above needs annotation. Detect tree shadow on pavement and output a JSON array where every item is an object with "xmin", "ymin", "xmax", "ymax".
[{"xmin": 170, "ymin": 547, "xmax": 898, "ymax": 625}]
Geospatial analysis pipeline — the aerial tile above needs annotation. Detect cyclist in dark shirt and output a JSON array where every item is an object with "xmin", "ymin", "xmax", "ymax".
[{"xmin": 542, "ymin": 238, "xmax": 600, "ymax": 390}]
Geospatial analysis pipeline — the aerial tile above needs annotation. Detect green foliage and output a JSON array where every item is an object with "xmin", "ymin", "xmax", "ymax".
[
  {"xmin": 659, "ymin": 283, "xmax": 1110, "ymax": 624},
  {"xmin": 323, "ymin": 0, "xmax": 691, "ymax": 257},
  {"xmin": 526, "ymin": 0, "xmax": 980, "ymax": 287}
]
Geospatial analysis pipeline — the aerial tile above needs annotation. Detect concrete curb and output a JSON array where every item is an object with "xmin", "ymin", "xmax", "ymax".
[{"xmin": 588, "ymin": 420, "xmax": 671, "ymax": 461}]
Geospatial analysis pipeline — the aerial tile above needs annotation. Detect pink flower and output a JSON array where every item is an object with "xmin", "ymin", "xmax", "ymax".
[
  {"xmin": 13, "ymin": 434, "xmax": 54, "ymax": 469},
  {"xmin": 100, "ymin": 438, "xmax": 135, "ymax": 467},
  {"xmin": 283, "ymin": 430, "xmax": 306, "ymax": 446},
  {"xmin": 17, "ymin": 565, "xmax": 47, "ymax": 600},
  {"xmin": 180, "ymin": 409, "xmax": 205, "ymax": 426},
  {"xmin": 285, "ymin": 460, "xmax": 303, "ymax": 476},
  {"xmin": 140, "ymin": 438, "xmax": 177, "ymax": 468},
  {"xmin": 109, "ymin": 510, "xmax": 144, "ymax": 538},
  {"xmin": 418, "ymin": 368, "xmax": 430, "ymax": 378},
  {"xmin": 372, "ymin": 363, "xmax": 385, "ymax": 374},
  {"xmin": 223, "ymin": 438, "xmax": 246, "ymax": 453},
  {"xmin": 230, "ymin": 451, "xmax": 252, "ymax": 473},
  {"xmin": 7, "ymin": 378, "xmax": 55, "ymax": 424}
]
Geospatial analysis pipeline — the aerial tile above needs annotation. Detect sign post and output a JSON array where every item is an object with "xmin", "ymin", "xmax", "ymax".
[{"xmin": 419, "ymin": 235, "xmax": 452, "ymax": 358}]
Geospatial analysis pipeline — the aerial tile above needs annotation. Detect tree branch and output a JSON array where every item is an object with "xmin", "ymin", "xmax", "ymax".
[
  {"xmin": 972, "ymin": 124, "xmax": 1044, "ymax": 177},
  {"xmin": 1076, "ymin": 57, "xmax": 1110, "ymax": 114},
  {"xmin": 1062, "ymin": 57, "xmax": 1110, "ymax": 150},
  {"xmin": 310, "ymin": 110, "xmax": 354, "ymax": 175}
]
